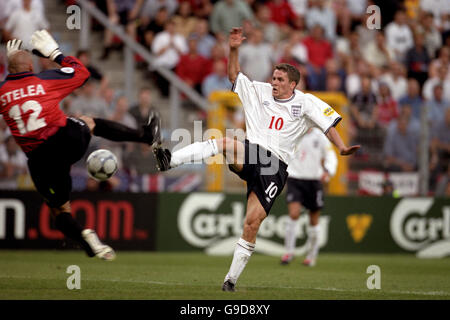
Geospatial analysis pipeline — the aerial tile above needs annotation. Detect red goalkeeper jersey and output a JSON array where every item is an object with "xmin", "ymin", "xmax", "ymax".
[{"xmin": 0, "ymin": 56, "xmax": 90, "ymax": 153}]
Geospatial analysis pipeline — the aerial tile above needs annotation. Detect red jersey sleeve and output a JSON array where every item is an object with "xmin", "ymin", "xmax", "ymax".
[{"xmin": 38, "ymin": 55, "xmax": 91, "ymax": 100}]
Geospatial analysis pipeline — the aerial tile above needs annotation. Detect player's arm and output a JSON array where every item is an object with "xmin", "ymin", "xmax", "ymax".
[
  {"xmin": 326, "ymin": 127, "xmax": 360, "ymax": 156},
  {"xmin": 228, "ymin": 27, "xmax": 246, "ymax": 83},
  {"xmin": 31, "ymin": 30, "xmax": 90, "ymax": 94}
]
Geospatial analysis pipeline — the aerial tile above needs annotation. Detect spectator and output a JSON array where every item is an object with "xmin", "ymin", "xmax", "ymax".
[
  {"xmin": 326, "ymin": 73, "xmax": 344, "ymax": 92},
  {"xmin": 363, "ymin": 31, "xmax": 394, "ymax": 69},
  {"xmin": 0, "ymin": 133, "xmax": 28, "ymax": 190},
  {"xmin": 191, "ymin": 19, "xmax": 216, "ymax": 58},
  {"xmin": 332, "ymin": 0, "xmax": 352, "ymax": 37},
  {"xmin": 345, "ymin": 58, "xmax": 373, "ymax": 98},
  {"xmin": 325, "ymin": 58, "xmax": 346, "ymax": 92},
  {"xmin": 210, "ymin": 0, "xmax": 254, "ymax": 36},
  {"xmin": 4, "ymin": 0, "xmax": 49, "ymax": 48},
  {"xmin": 129, "ymin": 87, "xmax": 157, "ymax": 127},
  {"xmin": 430, "ymin": 107, "xmax": 450, "ymax": 189},
  {"xmin": 418, "ymin": 12, "xmax": 443, "ymax": 58},
  {"xmin": 383, "ymin": 112, "xmax": 419, "ymax": 172},
  {"xmin": 101, "ymin": 0, "xmax": 145, "ymax": 59},
  {"xmin": 140, "ymin": 0, "xmax": 178, "ymax": 19},
  {"xmin": 306, "ymin": 0, "xmax": 336, "ymax": 41},
  {"xmin": 275, "ymin": 30, "xmax": 308, "ymax": 68},
  {"xmin": 355, "ymin": 9, "xmax": 377, "ymax": 48},
  {"xmin": 434, "ymin": 165, "xmax": 450, "ymax": 196},
  {"xmin": 375, "ymin": 82, "xmax": 399, "ymax": 129},
  {"xmin": 239, "ymin": 27, "xmax": 274, "ymax": 82},
  {"xmin": 173, "ymin": 1, "xmax": 198, "ymax": 38},
  {"xmin": 208, "ymin": 42, "xmax": 228, "ymax": 68},
  {"xmin": 124, "ymin": 144, "xmax": 159, "ymax": 175},
  {"xmin": 398, "ymin": 78, "xmax": 424, "ymax": 121},
  {"xmin": 176, "ymin": 35, "xmax": 210, "ymax": 93},
  {"xmin": 423, "ymin": 65, "xmax": 450, "ymax": 101},
  {"xmin": 70, "ymin": 80, "xmax": 109, "ymax": 118},
  {"xmin": 202, "ymin": 59, "xmax": 232, "ymax": 98},
  {"xmin": 253, "ymin": 4, "xmax": 282, "ymax": 44},
  {"xmin": 76, "ymin": 50, "xmax": 104, "ymax": 82},
  {"xmin": 428, "ymin": 46, "xmax": 450, "ymax": 79},
  {"xmin": 151, "ymin": 19, "xmax": 188, "ymax": 96},
  {"xmin": 102, "ymin": 95, "xmax": 137, "ymax": 168},
  {"xmin": 303, "ymin": 24, "xmax": 333, "ymax": 90},
  {"xmin": 109, "ymin": 95, "xmax": 137, "ymax": 129},
  {"xmin": 189, "ymin": 0, "xmax": 213, "ymax": 19},
  {"xmin": 288, "ymin": 0, "xmax": 308, "ymax": 18},
  {"xmin": 350, "ymin": 76, "xmax": 378, "ymax": 130},
  {"xmin": 139, "ymin": 6, "xmax": 169, "ymax": 48},
  {"xmin": 345, "ymin": 0, "xmax": 368, "ymax": 28},
  {"xmin": 420, "ymin": 0, "xmax": 450, "ymax": 30},
  {"xmin": 427, "ymin": 83, "xmax": 449, "ymax": 122},
  {"xmin": 405, "ymin": 32, "xmax": 430, "ymax": 87},
  {"xmin": 379, "ymin": 62, "xmax": 408, "ymax": 102},
  {"xmin": 101, "ymin": 86, "xmax": 117, "ymax": 112},
  {"xmin": 266, "ymin": 0, "xmax": 297, "ymax": 27},
  {"xmin": 385, "ymin": 10, "xmax": 414, "ymax": 63},
  {"xmin": 336, "ymin": 31, "xmax": 363, "ymax": 64}
]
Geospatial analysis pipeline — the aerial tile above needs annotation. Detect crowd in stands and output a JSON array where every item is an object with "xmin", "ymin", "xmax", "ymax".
[{"xmin": 0, "ymin": 0, "xmax": 449, "ymax": 195}]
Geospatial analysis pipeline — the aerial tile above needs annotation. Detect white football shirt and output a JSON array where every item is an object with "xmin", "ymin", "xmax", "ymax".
[
  {"xmin": 232, "ymin": 72, "xmax": 342, "ymax": 164},
  {"xmin": 287, "ymin": 127, "xmax": 338, "ymax": 180}
]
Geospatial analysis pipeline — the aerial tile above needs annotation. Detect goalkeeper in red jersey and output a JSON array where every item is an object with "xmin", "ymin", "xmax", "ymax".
[{"xmin": 0, "ymin": 31, "xmax": 161, "ymax": 260}]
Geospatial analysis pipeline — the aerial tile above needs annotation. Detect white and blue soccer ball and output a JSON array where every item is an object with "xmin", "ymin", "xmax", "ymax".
[{"xmin": 86, "ymin": 149, "xmax": 118, "ymax": 181}]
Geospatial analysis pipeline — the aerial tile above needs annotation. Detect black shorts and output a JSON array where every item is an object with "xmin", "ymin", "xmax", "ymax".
[
  {"xmin": 286, "ymin": 178, "xmax": 324, "ymax": 212},
  {"xmin": 229, "ymin": 140, "xmax": 288, "ymax": 214},
  {"xmin": 26, "ymin": 118, "xmax": 91, "ymax": 208}
]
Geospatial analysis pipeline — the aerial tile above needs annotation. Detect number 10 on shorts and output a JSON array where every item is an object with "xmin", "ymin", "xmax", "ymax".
[{"xmin": 265, "ymin": 182, "xmax": 278, "ymax": 199}]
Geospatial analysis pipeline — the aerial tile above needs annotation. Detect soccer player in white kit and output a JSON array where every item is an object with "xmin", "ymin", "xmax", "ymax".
[
  {"xmin": 154, "ymin": 27, "xmax": 360, "ymax": 292},
  {"xmin": 281, "ymin": 127, "xmax": 337, "ymax": 267}
]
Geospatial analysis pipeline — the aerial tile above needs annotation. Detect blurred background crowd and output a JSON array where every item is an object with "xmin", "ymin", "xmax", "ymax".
[{"xmin": 0, "ymin": 0, "xmax": 449, "ymax": 196}]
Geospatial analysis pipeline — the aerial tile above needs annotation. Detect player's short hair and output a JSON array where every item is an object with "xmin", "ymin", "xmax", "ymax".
[{"xmin": 274, "ymin": 63, "xmax": 301, "ymax": 86}]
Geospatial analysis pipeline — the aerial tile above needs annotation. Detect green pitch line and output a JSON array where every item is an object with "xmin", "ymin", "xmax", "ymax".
[{"xmin": 0, "ymin": 251, "xmax": 449, "ymax": 300}]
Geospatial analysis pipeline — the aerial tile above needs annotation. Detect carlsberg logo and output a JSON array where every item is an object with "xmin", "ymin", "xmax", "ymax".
[
  {"xmin": 177, "ymin": 193, "xmax": 330, "ymax": 256},
  {"xmin": 390, "ymin": 198, "xmax": 450, "ymax": 258}
]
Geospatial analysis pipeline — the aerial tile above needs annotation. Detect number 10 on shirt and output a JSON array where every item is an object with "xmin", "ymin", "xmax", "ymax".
[{"xmin": 268, "ymin": 116, "xmax": 284, "ymax": 130}]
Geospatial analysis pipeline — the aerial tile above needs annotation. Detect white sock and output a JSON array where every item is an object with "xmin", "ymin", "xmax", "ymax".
[
  {"xmin": 284, "ymin": 217, "xmax": 298, "ymax": 255},
  {"xmin": 224, "ymin": 238, "xmax": 255, "ymax": 285},
  {"xmin": 306, "ymin": 225, "xmax": 320, "ymax": 260},
  {"xmin": 170, "ymin": 139, "xmax": 219, "ymax": 167}
]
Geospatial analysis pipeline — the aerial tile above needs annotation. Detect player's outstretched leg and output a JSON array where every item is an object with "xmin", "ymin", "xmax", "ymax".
[
  {"xmin": 80, "ymin": 112, "xmax": 161, "ymax": 146},
  {"xmin": 222, "ymin": 193, "xmax": 265, "ymax": 292},
  {"xmin": 154, "ymin": 138, "xmax": 220, "ymax": 171},
  {"xmin": 154, "ymin": 137, "xmax": 244, "ymax": 172},
  {"xmin": 53, "ymin": 204, "xmax": 115, "ymax": 261},
  {"xmin": 82, "ymin": 229, "xmax": 116, "ymax": 261}
]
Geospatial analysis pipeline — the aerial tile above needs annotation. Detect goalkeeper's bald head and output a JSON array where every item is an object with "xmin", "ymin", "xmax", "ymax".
[{"xmin": 8, "ymin": 50, "xmax": 33, "ymax": 74}]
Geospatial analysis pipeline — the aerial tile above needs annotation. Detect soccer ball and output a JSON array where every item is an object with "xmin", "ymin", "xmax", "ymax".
[{"xmin": 86, "ymin": 149, "xmax": 118, "ymax": 181}]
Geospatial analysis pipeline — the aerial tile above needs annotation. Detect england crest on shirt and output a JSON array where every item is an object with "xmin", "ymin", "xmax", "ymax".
[{"xmin": 291, "ymin": 104, "xmax": 302, "ymax": 118}]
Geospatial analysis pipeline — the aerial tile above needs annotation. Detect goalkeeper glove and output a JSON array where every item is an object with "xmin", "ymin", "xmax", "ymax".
[
  {"xmin": 6, "ymin": 39, "xmax": 23, "ymax": 58},
  {"xmin": 30, "ymin": 30, "xmax": 62, "ymax": 61}
]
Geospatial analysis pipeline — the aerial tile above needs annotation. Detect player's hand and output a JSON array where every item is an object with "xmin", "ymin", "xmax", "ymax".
[
  {"xmin": 340, "ymin": 145, "xmax": 360, "ymax": 156},
  {"xmin": 6, "ymin": 39, "xmax": 23, "ymax": 58},
  {"xmin": 30, "ymin": 30, "xmax": 62, "ymax": 61},
  {"xmin": 229, "ymin": 27, "xmax": 246, "ymax": 49}
]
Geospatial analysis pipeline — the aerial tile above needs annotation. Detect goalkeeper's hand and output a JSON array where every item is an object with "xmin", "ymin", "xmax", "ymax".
[
  {"xmin": 30, "ymin": 30, "xmax": 62, "ymax": 61},
  {"xmin": 6, "ymin": 39, "xmax": 23, "ymax": 58}
]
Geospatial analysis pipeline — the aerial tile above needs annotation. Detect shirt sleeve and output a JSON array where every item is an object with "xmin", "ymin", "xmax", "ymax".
[
  {"xmin": 231, "ymin": 72, "xmax": 259, "ymax": 111},
  {"xmin": 304, "ymin": 93, "xmax": 342, "ymax": 133},
  {"xmin": 38, "ymin": 56, "xmax": 91, "ymax": 100}
]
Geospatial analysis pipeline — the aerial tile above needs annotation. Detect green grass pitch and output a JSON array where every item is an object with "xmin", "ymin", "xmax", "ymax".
[{"xmin": 0, "ymin": 250, "xmax": 449, "ymax": 300}]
